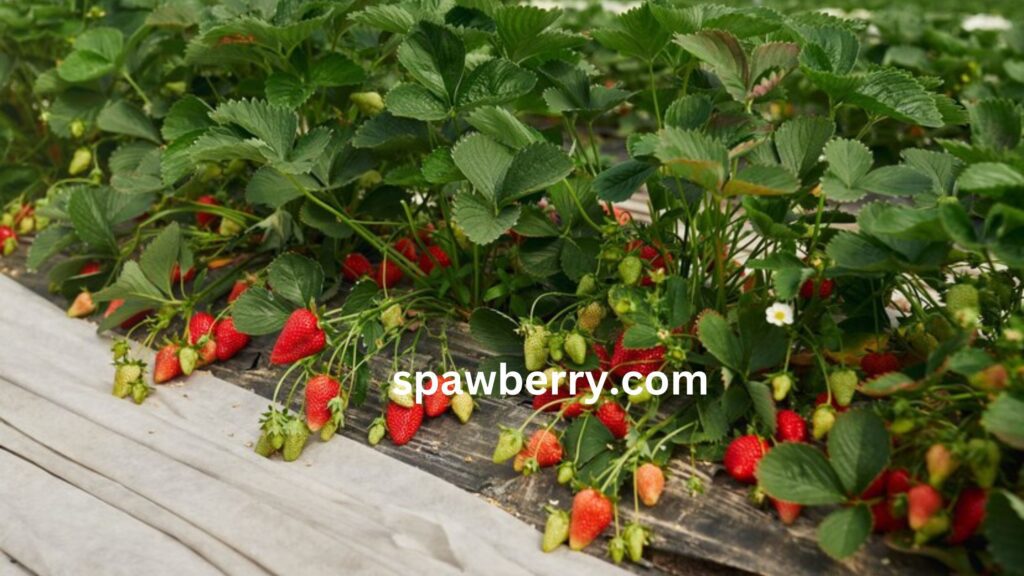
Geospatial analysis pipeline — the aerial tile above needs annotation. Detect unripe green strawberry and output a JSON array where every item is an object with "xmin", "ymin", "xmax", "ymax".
[
  {"xmin": 351, "ymin": 91, "xmax": 385, "ymax": 115},
  {"xmin": 380, "ymin": 303, "xmax": 404, "ymax": 330},
  {"xmin": 890, "ymin": 418, "xmax": 916, "ymax": 435},
  {"xmin": 576, "ymin": 274, "xmax": 598, "ymax": 296},
  {"xmin": 557, "ymin": 461, "xmax": 575, "ymax": 485},
  {"xmin": 548, "ymin": 333, "xmax": 565, "ymax": 362},
  {"xmin": 368, "ymin": 419, "xmax": 386, "ymax": 445},
  {"xmin": 388, "ymin": 384, "xmax": 415, "ymax": 408},
  {"xmin": 542, "ymin": 508, "xmax": 570, "ymax": 552},
  {"xmin": 523, "ymin": 325, "xmax": 549, "ymax": 371},
  {"xmin": 179, "ymin": 347, "xmax": 199, "ymax": 376},
  {"xmin": 69, "ymin": 147, "xmax": 92, "ymax": 175},
  {"xmin": 113, "ymin": 363, "xmax": 142, "ymax": 398},
  {"xmin": 771, "ymin": 373, "xmax": 793, "ymax": 402},
  {"xmin": 828, "ymin": 369, "xmax": 858, "ymax": 407},
  {"xmin": 70, "ymin": 119, "xmax": 85, "ymax": 138},
  {"xmin": 913, "ymin": 511, "xmax": 950, "ymax": 545},
  {"xmin": 907, "ymin": 329, "xmax": 939, "ymax": 357},
  {"xmin": 17, "ymin": 216, "xmax": 34, "ymax": 235},
  {"xmin": 926, "ymin": 443, "xmax": 959, "ymax": 488},
  {"xmin": 623, "ymin": 523, "xmax": 648, "ymax": 563},
  {"xmin": 271, "ymin": 430, "xmax": 285, "ymax": 451},
  {"xmin": 618, "ymin": 255, "xmax": 642, "ymax": 285},
  {"xmin": 601, "ymin": 246, "xmax": 624, "ymax": 261},
  {"xmin": 131, "ymin": 381, "xmax": 149, "ymax": 404},
  {"xmin": 946, "ymin": 284, "xmax": 979, "ymax": 314},
  {"xmin": 0, "ymin": 225, "xmax": 17, "ymax": 255},
  {"xmin": 320, "ymin": 418, "xmax": 339, "ymax": 442},
  {"xmin": 451, "ymin": 391, "xmax": 474, "ymax": 423},
  {"xmin": 564, "ymin": 333, "xmax": 587, "ymax": 365},
  {"xmin": 577, "ymin": 302, "xmax": 606, "ymax": 333},
  {"xmin": 608, "ymin": 536, "xmax": 626, "ymax": 564},
  {"xmin": 218, "ymin": 218, "xmax": 243, "ymax": 236},
  {"xmin": 254, "ymin": 432, "xmax": 276, "ymax": 457},
  {"xmin": 282, "ymin": 418, "xmax": 309, "ymax": 462},
  {"xmin": 492, "ymin": 427, "xmax": 524, "ymax": 463},
  {"xmin": 812, "ymin": 405, "xmax": 836, "ymax": 439},
  {"xmin": 967, "ymin": 438, "xmax": 1001, "ymax": 489}
]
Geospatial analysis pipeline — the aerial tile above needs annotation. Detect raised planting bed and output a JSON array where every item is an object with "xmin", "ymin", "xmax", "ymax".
[{"xmin": 2, "ymin": 248, "xmax": 940, "ymax": 576}]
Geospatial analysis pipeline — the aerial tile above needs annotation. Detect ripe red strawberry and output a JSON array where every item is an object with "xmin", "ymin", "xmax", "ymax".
[
  {"xmin": 595, "ymin": 401, "xmax": 629, "ymax": 439},
  {"xmin": 417, "ymin": 245, "xmax": 451, "ymax": 274},
  {"xmin": 772, "ymin": 499, "xmax": 801, "ymax": 525},
  {"xmin": 153, "ymin": 343, "xmax": 182, "ymax": 383},
  {"xmin": 171, "ymin": 264, "xmax": 196, "ymax": 283},
  {"xmin": 513, "ymin": 429, "xmax": 563, "ymax": 472},
  {"xmin": 228, "ymin": 279, "xmax": 251, "ymax": 302},
  {"xmin": 342, "ymin": 253, "xmax": 372, "ymax": 281},
  {"xmin": 948, "ymin": 487, "xmax": 987, "ymax": 545},
  {"xmin": 394, "ymin": 237, "xmax": 417, "ymax": 260},
  {"xmin": 861, "ymin": 470, "xmax": 889, "ymax": 500},
  {"xmin": 610, "ymin": 333, "xmax": 665, "ymax": 378},
  {"xmin": 374, "ymin": 260, "xmax": 403, "ymax": 289},
  {"xmin": 305, "ymin": 374, "xmax": 341, "ymax": 432},
  {"xmin": 776, "ymin": 409, "xmax": 807, "ymax": 443},
  {"xmin": 887, "ymin": 468, "xmax": 912, "ymax": 495},
  {"xmin": 636, "ymin": 463, "xmax": 665, "ymax": 507},
  {"xmin": 0, "ymin": 225, "xmax": 16, "ymax": 247},
  {"xmin": 532, "ymin": 386, "xmax": 574, "ymax": 413},
  {"xmin": 871, "ymin": 499, "xmax": 908, "ymax": 533},
  {"xmin": 593, "ymin": 344, "xmax": 611, "ymax": 373},
  {"xmin": 569, "ymin": 488, "xmax": 613, "ymax": 550},
  {"xmin": 196, "ymin": 195, "xmax": 219, "ymax": 228},
  {"xmin": 563, "ymin": 395, "xmax": 589, "ymax": 418},
  {"xmin": 861, "ymin": 352, "xmax": 901, "ymax": 378},
  {"xmin": 188, "ymin": 311, "xmax": 217, "ymax": 345},
  {"xmin": 423, "ymin": 375, "xmax": 453, "ymax": 417},
  {"xmin": 627, "ymin": 240, "xmax": 671, "ymax": 286},
  {"xmin": 724, "ymin": 435, "xmax": 770, "ymax": 484},
  {"xmin": 386, "ymin": 401, "xmax": 423, "ymax": 446},
  {"xmin": 214, "ymin": 317, "xmax": 250, "ymax": 361},
  {"xmin": 196, "ymin": 339, "xmax": 217, "ymax": 368},
  {"xmin": 104, "ymin": 298, "xmax": 151, "ymax": 329},
  {"xmin": 79, "ymin": 261, "xmax": 102, "ymax": 275},
  {"xmin": 815, "ymin": 392, "xmax": 849, "ymax": 413},
  {"xmin": 270, "ymin": 308, "xmax": 326, "ymax": 364},
  {"xmin": 799, "ymin": 278, "xmax": 835, "ymax": 299},
  {"xmin": 908, "ymin": 484, "xmax": 944, "ymax": 530}
]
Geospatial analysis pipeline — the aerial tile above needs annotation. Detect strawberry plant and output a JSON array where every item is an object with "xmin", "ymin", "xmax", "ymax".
[{"xmin": 2, "ymin": 0, "xmax": 1023, "ymax": 573}]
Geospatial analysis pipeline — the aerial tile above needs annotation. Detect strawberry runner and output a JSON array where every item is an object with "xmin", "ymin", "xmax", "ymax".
[{"xmin": 0, "ymin": 275, "xmax": 623, "ymax": 576}]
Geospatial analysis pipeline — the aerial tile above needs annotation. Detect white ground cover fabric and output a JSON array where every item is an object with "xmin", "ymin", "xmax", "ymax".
[{"xmin": 0, "ymin": 275, "xmax": 624, "ymax": 576}]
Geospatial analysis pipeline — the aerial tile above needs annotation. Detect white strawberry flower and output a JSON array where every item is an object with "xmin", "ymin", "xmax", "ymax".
[{"xmin": 765, "ymin": 302, "xmax": 794, "ymax": 327}]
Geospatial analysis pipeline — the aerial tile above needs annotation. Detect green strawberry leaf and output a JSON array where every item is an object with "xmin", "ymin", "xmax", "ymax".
[
  {"xmin": 696, "ymin": 311, "xmax": 743, "ymax": 373},
  {"xmin": 469, "ymin": 308, "xmax": 522, "ymax": 356},
  {"xmin": 827, "ymin": 409, "xmax": 890, "ymax": 496},
  {"xmin": 982, "ymin": 393, "xmax": 1024, "ymax": 450},
  {"xmin": 757, "ymin": 442, "xmax": 847, "ymax": 505},
  {"xmin": 97, "ymin": 100, "xmax": 160, "ymax": 143},
  {"xmin": 817, "ymin": 504, "xmax": 872, "ymax": 559},
  {"xmin": 267, "ymin": 253, "xmax": 324, "ymax": 308},
  {"xmin": 453, "ymin": 190, "xmax": 521, "ymax": 245},
  {"xmin": 232, "ymin": 288, "xmax": 292, "ymax": 335},
  {"xmin": 985, "ymin": 490, "xmax": 1024, "ymax": 573}
]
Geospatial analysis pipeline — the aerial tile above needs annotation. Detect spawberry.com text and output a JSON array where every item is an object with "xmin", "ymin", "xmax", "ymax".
[{"xmin": 392, "ymin": 363, "xmax": 708, "ymax": 405}]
